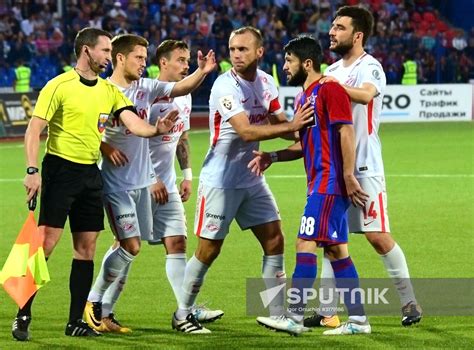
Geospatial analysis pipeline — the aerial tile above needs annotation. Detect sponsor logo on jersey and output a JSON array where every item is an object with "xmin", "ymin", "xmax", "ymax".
[
  {"xmin": 241, "ymin": 96, "xmax": 250, "ymax": 103},
  {"xmin": 162, "ymin": 135, "xmax": 171, "ymax": 141},
  {"xmin": 98, "ymin": 113, "xmax": 110, "ymax": 133},
  {"xmin": 206, "ymin": 212, "xmax": 225, "ymax": 220},
  {"xmin": 170, "ymin": 121, "xmax": 185, "ymax": 134},
  {"xmin": 116, "ymin": 213, "xmax": 136, "ymax": 220},
  {"xmin": 137, "ymin": 108, "xmax": 147, "ymax": 120},
  {"xmin": 249, "ymin": 113, "xmax": 268, "ymax": 124}
]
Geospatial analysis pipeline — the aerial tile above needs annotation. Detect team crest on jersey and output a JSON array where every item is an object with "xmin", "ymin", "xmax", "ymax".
[
  {"xmin": 136, "ymin": 90, "xmax": 145, "ymax": 100},
  {"xmin": 219, "ymin": 95, "xmax": 235, "ymax": 111},
  {"xmin": 97, "ymin": 113, "xmax": 110, "ymax": 133}
]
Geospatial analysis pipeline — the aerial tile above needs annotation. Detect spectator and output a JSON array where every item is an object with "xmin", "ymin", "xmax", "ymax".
[
  {"xmin": 452, "ymin": 29, "xmax": 468, "ymax": 51},
  {"xmin": 109, "ymin": 1, "xmax": 127, "ymax": 19}
]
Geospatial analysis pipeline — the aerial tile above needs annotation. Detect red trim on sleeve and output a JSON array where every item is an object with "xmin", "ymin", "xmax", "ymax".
[{"xmin": 269, "ymin": 97, "xmax": 281, "ymax": 113}]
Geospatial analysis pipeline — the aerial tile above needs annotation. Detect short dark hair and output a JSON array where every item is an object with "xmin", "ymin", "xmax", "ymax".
[
  {"xmin": 111, "ymin": 34, "xmax": 149, "ymax": 67},
  {"xmin": 230, "ymin": 26, "xmax": 263, "ymax": 47},
  {"xmin": 74, "ymin": 27, "xmax": 112, "ymax": 58},
  {"xmin": 334, "ymin": 6, "xmax": 374, "ymax": 46},
  {"xmin": 155, "ymin": 40, "xmax": 189, "ymax": 68},
  {"xmin": 284, "ymin": 35, "xmax": 323, "ymax": 73}
]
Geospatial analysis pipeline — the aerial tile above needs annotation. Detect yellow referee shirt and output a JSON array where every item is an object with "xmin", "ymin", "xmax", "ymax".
[{"xmin": 33, "ymin": 69, "xmax": 133, "ymax": 164}]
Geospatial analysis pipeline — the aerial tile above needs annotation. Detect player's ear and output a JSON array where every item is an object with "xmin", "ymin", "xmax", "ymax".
[{"xmin": 159, "ymin": 57, "xmax": 166, "ymax": 68}]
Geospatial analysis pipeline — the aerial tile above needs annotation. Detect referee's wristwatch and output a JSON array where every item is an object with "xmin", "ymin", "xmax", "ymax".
[{"xmin": 26, "ymin": 166, "xmax": 39, "ymax": 175}]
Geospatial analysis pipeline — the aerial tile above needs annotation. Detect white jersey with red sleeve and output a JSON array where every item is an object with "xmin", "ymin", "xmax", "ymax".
[
  {"xmin": 200, "ymin": 68, "xmax": 283, "ymax": 189},
  {"xmin": 148, "ymin": 94, "xmax": 192, "ymax": 194},
  {"xmin": 100, "ymin": 78, "xmax": 176, "ymax": 194},
  {"xmin": 325, "ymin": 53, "xmax": 386, "ymax": 178}
]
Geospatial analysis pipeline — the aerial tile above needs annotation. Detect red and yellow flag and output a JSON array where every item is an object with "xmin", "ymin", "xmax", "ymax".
[{"xmin": 0, "ymin": 211, "xmax": 50, "ymax": 308}]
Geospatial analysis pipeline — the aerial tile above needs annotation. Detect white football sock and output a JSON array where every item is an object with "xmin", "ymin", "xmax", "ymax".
[
  {"xmin": 102, "ymin": 262, "xmax": 131, "ymax": 317},
  {"xmin": 177, "ymin": 255, "xmax": 209, "ymax": 320},
  {"xmin": 88, "ymin": 246, "xmax": 134, "ymax": 303},
  {"xmin": 166, "ymin": 253, "xmax": 186, "ymax": 305},
  {"xmin": 380, "ymin": 243, "xmax": 417, "ymax": 306},
  {"xmin": 262, "ymin": 254, "xmax": 286, "ymax": 317},
  {"xmin": 319, "ymin": 254, "xmax": 338, "ymax": 317}
]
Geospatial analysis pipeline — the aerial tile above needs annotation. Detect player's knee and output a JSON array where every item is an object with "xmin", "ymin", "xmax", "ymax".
[
  {"xmin": 264, "ymin": 232, "xmax": 284, "ymax": 255},
  {"xmin": 195, "ymin": 242, "xmax": 221, "ymax": 265},
  {"xmin": 164, "ymin": 236, "xmax": 186, "ymax": 254},
  {"xmin": 120, "ymin": 239, "xmax": 141, "ymax": 256},
  {"xmin": 73, "ymin": 242, "xmax": 97, "ymax": 260},
  {"xmin": 43, "ymin": 236, "xmax": 57, "ymax": 256},
  {"xmin": 366, "ymin": 232, "xmax": 394, "ymax": 255}
]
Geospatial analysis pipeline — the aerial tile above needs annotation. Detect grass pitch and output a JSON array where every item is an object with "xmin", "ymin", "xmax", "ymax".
[{"xmin": 0, "ymin": 122, "xmax": 473, "ymax": 348}]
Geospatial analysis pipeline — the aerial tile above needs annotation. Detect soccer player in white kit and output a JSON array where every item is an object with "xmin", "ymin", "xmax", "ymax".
[
  {"xmin": 171, "ymin": 26, "xmax": 314, "ymax": 334},
  {"xmin": 146, "ymin": 40, "xmax": 224, "ymax": 330},
  {"xmin": 303, "ymin": 6, "xmax": 422, "ymax": 328},
  {"xmin": 84, "ymin": 34, "xmax": 217, "ymax": 333}
]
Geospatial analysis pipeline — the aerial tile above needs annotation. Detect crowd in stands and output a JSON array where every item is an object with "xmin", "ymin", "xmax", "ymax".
[{"xmin": 0, "ymin": 0, "xmax": 472, "ymax": 101}]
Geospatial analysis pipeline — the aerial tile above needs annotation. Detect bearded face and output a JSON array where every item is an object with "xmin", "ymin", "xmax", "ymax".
[{"xmin": 287, "ymin": 63, "xmax": 308, "ymax": 87}]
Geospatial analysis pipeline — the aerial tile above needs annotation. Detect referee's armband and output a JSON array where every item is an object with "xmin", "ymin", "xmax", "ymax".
[{"xmin": 182, "ymin": 168, "xmax": 193, "ymax": 180}]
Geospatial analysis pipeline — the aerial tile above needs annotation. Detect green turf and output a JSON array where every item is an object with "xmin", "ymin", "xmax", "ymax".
[{"xmin": 0, "ymin": 122, "xmax": 473, "ymax": 348}]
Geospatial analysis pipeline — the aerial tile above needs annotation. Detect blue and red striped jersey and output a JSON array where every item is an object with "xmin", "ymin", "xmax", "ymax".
[{"xmin": 296, "ymin": 80, "xmax": 353, "ymax": 196}]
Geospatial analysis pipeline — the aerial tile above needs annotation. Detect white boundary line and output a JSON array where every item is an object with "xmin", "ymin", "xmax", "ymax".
[{"xmin": 0, "ymin": 174, "xmax": 473, "ymax": 182}]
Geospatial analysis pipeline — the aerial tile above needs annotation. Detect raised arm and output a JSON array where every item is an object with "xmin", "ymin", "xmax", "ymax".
[
  {"xmin": 170, "ymin": 50, "xmax": 217, "ymax": 97},
  {"xmin": 119, "ymin": 109, "xmax": 179, "ymax": 137}
]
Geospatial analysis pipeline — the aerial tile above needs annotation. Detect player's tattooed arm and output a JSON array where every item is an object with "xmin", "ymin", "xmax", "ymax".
[
  {"xmin": 176, "ymin": 131, "xmax": 191, "ymax": 170},
  {"xmin": 177, "ymin": 131, "xmax": 192, "ymax": 202}
]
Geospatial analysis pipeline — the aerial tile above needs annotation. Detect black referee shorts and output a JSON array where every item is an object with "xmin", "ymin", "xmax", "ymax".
[{"xmin": 38, "ymin": 154, "xmax": 105, "ymax": 233}]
